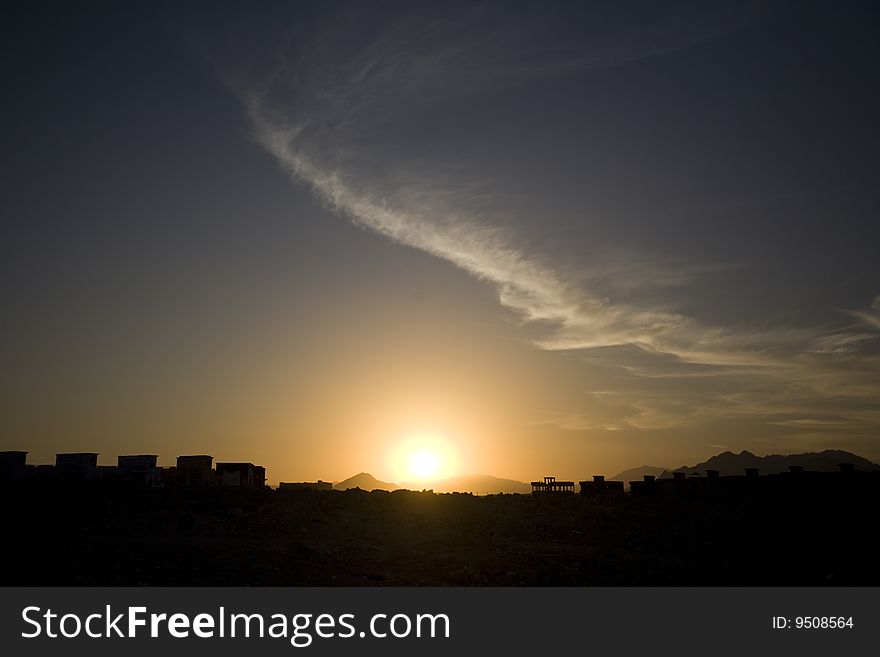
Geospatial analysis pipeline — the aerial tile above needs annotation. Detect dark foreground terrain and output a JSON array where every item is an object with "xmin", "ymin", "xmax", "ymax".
[{"xmin": 2, "ymin": 481, "xmax": 878, "ymax": 585}]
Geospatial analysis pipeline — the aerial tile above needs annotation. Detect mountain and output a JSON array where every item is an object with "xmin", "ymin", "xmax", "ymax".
[
  {"xmin": 659, "ymin": 449, "xmax": 879, "ymax": 478},
  {"xmin": 332, "ymin": 451, "xmax": 879, "ymax": 493},
  {"xmin": 610, "ymin": 465, "xmax": 669, "ymax": 490},
  {"xmin": 333, "ymin": 472, "xmax": 531, "ymax": 494},
  {"xmin": 404, "ymin": 474, "xmax": 531, "ymax": 495},
  {"xmin": 333, "ymin": 472, "xmax": 398, "ymax": 491}
]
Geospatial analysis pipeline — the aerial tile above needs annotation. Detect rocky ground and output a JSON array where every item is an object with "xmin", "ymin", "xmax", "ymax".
[{"xmin": 2, "ymin": 482, "xmax": 877, "ymax": 585}]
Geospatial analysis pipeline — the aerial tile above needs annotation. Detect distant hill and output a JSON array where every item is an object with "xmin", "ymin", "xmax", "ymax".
[
  {"xmin": 332, "ymin": 451, "xmax": 879, "ymax": 493},
  {"xmin": 659, "ymin": 449, "xmax": 879, "ymax": 478},
  {"xmin": 333, "ymin": 472, "xmax": 398, "ymax": 491},
  {"xmin": 405, "ymin": 474, "xmax": 531, "ymax": 495},
  {"xmin": 333, "ymin": 473, "xmax": 530, "ymax": 494},
  {"xmin": 611, "ymin": 465, "xmax": 669, "ymax": 490}
]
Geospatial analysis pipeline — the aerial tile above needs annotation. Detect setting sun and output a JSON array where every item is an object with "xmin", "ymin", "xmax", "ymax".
[
  {"xmin": 390, "ymin": 434, "xmax": 459, "ymax": 482},
  {"xmin": 408, "ymin": 450, "xmax": 440, "ymax": 479}
]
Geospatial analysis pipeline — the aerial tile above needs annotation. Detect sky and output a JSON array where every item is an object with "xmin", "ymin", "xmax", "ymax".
[{"xmin": 2, "ymin": 0, "xmax": 879, "ymax": 484}]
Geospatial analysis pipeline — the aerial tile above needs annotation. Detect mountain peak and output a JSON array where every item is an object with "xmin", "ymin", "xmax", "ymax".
[
  {"xmin": 331, "ymin": 472, "xmax": 531, "ymax": 495},
  {"xmin": 334, "ymin": 472, "xmax": 397, "ymax": 491},
  {"xmin": 401, "ymin": 474, "xmax": 531, "ymax": 495},
  {"xmin": 660, "ymin": 449, "xmax": 878, "ymax": 479}
]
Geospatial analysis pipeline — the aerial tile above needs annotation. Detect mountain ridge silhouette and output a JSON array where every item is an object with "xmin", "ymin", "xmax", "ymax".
[
  {"xmin": 332, "ymin": 449, "xmax": 879, "ymax": 493},
  {"xmin": 332, "ymin": 472, "xmax": 530, "ymax": 494},
  {"xmin": 333, "ymin": 472, "xmax": 397, "ymax": 491},
  {"xmin": 610, "ymin": 465, "xmax": 669, "ymax": 490},
  {"xmin": 659, "ymin": 449, "xmax": 878, "ymax": 478},
  {"xmin": 405, "ymin": 474, "xmax": 531, "ymax": 495}
]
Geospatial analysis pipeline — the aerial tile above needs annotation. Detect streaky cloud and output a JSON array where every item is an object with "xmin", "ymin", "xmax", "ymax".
[
  {"xmin": 204, "ymin": 1, "xmax": 880, "ymax": 441},
  {"xmin": 846, "ymin": 296, "xmax": 880, "ymax": 331}
]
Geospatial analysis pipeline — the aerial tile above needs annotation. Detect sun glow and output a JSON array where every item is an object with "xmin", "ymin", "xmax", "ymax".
[
  {"xmin": 409, "ymin": 450, "xmax": 440, "ymax": 479},
  {"xmin": 391, "ymin": 433, "xmax": 458, "ymax": 482}
]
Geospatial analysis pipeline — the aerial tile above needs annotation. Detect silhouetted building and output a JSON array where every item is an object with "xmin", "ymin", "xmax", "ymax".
[
  {"xmin": 216, "ymin": 462, "xmax": 266, "ymax": 488},
  {"xmin": 630, "ymin": 474, "xmax": 658, "ymax": 495},
  {"xmin": 0, "ymin": 451, "xmax": 28, "ymax": 482},
  {"xmin": 55, "ymin": 453, "xmax": 98, "ymax": 482},
  {"xmin": 531, "ymin": 476, "xmax": 575, "ymax": 494},
  {"xmin": 117, "ymin": 455, "xmax": 161, "ymax": 486},
  {"xmin": 579, "ymin": 475, "xmax": 624, "ymax": 496},
  {"xmin": 657, "ymin": 470, "xmax": 695, "ymax": 496},
  {"xmin": 98, "ymin": 465, "xmax": 120, "ymax": 480},
  {"xmin": 705, "ymin": 469, "xmax": 721, "ymax": 492},
  {"xmin": 176, "ymin": 455, "xmax": 215, "ymax": 486},
  {"xmin": 279, "ymin": 480, "xmax": 333, "ymax": 491},
  {"xmin": 31, "ymin": 464, "xmax": 55, "ymax": 479}
]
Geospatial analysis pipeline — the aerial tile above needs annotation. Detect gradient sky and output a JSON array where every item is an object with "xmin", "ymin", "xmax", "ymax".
[{"xmin": 2, "ymin": 0, "xmax": 879, "ymax": 484}]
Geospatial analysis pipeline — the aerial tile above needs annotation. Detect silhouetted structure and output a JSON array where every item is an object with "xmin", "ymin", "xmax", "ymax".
[
  {"xmin": 2, "ymin": 446, "xmax": 875, "ymax": 504},
  {"xmin": 531, "ymin": 476, "xmax": 575, "ymax": 494},
  {"xmin": 579, "ymin": 475, "xmax": 624, "ymax": 496},
  {"xmin": 55, "ymin": 453, "xmax": 98, "ymax": 482},
  {"xmin": 217, "ymin": 462, "xmax": 266, "ymax": 488},
  {"xmin": 175, "ymin": 455, "xmax": 215, "ymax": 486},
  {"xmin": 0, "ymin": 451, "xmax": 28, "ymax": 482},
  {"xmin": 279, "ymin": 480, "xmax": 333, "ymax": 491},
  {"xmin": 117, "ymin": 455, "xmax": 161, "ymax": 486},
  {"xmin": 629, "ymin": 474, "xmax": 658, "ymax": 495},
  {"xmin": 0, "ymin": 451, "xmax": 272, "ymax": 488}
]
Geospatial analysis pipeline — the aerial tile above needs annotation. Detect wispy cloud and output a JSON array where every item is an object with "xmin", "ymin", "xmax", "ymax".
[
  {"xmin": 237, "ymin": 27, "xmax": 733, "ymax": 358},
  {"xmin": 847, "ymin": 296, "xmax": 880, "ymax": 331},
  {"xmin": 205, "ymin": 2, "xmax": 880, "ymax": 446}
]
